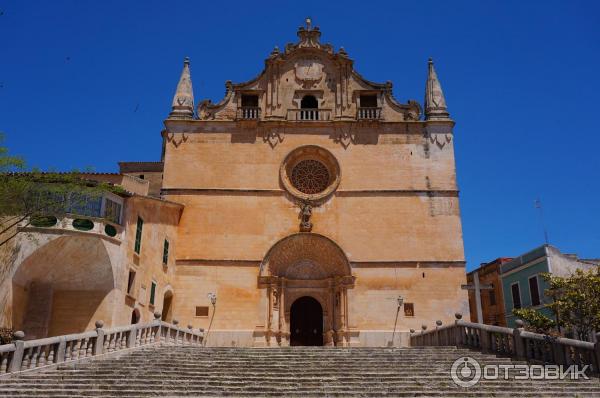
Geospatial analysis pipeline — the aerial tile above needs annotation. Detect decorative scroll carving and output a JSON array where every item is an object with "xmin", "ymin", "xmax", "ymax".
[
  {"xmin": 258, "ymin": 233, "xmax": 352, "ymax": 281},
  {"xmin": 286, "ymin": 259, "xmax": 326, "ymax": 280}
]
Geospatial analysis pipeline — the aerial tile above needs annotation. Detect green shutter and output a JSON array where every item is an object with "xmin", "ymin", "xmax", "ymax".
[
  {"xmin": 134, "ymin": 217, "xmax": 143, "ymax": 254},
  {"xmin": 163, "ymin": 239, "xmax": 169, "ymax": 264},
  {"xmin": 150, "ymin": 282, "xmax": 156, "ymax": 305}
]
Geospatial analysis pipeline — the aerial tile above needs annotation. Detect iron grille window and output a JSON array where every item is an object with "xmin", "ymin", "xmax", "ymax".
[
  {"xmin": 404, "ymin": 303, "xmax": 414, "ymax": 317},
  {"xmin": 134, "ymin": 217, "xmax": 143, "ymax": 254},
  {"xmin": 162, "ymin": 239, "xmax": 169, "ymax": 265}
]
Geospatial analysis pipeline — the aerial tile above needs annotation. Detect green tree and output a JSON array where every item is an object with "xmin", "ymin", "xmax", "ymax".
[
  {"xmin": 544, "ymin": 269, "xmax": 600, "ymax": 341},
  {"xmin": 512, "ymin": 307, "xmax": 556, "ymax": 335},
  {"xmin": 0, "ymin": 133, "xmax": 122, "ymax": 247},
  {"xmin": 512, "ymin": 269, "xmax": 600, "ymax": 340}
]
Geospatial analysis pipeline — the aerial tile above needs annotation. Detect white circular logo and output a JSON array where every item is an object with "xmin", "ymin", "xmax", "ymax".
[{"xmin": 450, "ymin": 356, "xmax": 481, "ymax": 387}]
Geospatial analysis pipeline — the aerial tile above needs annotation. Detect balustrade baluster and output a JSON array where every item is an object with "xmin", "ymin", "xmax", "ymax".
[
  {"xmin": 48, "ymin": 343, "xmax": 56, "ymax": 364},
  {"xmin": 79, "ymin": 338, "xmax": 87, "ymax": 357},
  {"xmin": 20, "ymin": 348, "xmax": 31, "ymax": 371},
  {"xmin": 38, "ymin": 346, "xmax": 47, "ymax": 367},
  {"xmin": 1, "ymin": 354, "xmax": 7, "ymax": 373},
  {"xmin": 29, "ymin": 347, "xmax": 39, "ymax": 369}
]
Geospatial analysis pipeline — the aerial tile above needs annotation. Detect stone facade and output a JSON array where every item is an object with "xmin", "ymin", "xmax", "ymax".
[{"xmin": 0, "ymin": 20, "xmax": 468, "ymax": 347}]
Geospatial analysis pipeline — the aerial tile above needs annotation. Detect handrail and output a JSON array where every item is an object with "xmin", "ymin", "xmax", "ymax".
[
  {"xmin": 0, "ymin": 312, "xmax": 203, "ymax": 376},
  {"xmin": 410, "ymin": 313, "xmax": 600, "ymax": 375}
]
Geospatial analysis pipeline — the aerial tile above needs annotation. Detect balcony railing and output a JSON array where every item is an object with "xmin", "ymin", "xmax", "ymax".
[
  {"xmin": 287, "ymin": 108, "xmax": 332, "ymax": 121},
  {"xmin": 237, "ymin": 107, "xmax": 261, "ymax": 120},
  {"xmin": 357, "ymin": 107, "xmax": 382, "ymax": 120}
]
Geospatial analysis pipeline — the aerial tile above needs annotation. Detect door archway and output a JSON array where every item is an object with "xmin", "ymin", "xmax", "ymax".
[
  {"xmin": 131, "ymin": 308, "xmax": 140, "ymax": 324},
  {"xmin": 258, "ymin": 233, "xmax": 355, "ymax": 347},
  {"xmin": 161, "ymin": 290, "xmax": 173, "ymax": 322},
  {"xmin": 290, "ymin": 296, "xmax": 323, "ymax": 346}
]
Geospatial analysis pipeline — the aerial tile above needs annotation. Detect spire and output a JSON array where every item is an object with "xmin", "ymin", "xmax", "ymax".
[
  {"xmin": 168, "ymin": 57, "xmax": 194, "ymax": 120},
  {"xmin": 424, "ymin": 58, "xmax": 450, "ymax": 120}
]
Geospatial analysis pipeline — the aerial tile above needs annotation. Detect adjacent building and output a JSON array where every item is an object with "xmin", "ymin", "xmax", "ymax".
[
  {"xmin": 466, "ymin": 257, "xmax": 512, "ymax": 326},
  {"xmin": 501, "ymin": 245, "xmax": 599, "ymax": 328}
]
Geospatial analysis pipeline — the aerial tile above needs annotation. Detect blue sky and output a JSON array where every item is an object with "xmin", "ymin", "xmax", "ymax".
[{"xmin": 1, "ymin": 1, "xmax": 599, "ymax": 269}]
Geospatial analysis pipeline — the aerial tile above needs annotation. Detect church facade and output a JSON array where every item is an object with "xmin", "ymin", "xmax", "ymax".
[{"xmin": 0, "ymin": 21, "xmax": 467, "ymax": 347}]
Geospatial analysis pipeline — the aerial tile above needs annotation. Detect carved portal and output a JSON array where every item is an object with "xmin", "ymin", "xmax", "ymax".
[{"xmin": 258, "ymin": 233, "xmax": 355, "ymax": 347}]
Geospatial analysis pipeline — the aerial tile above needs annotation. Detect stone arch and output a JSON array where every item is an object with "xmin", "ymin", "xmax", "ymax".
[
  {"xmin": 259, "ymin": 233, "xmax": 352, "ymax": 280},
  {"xmin": 161, "ymin": 285, "xmax": 174, "ymax": 322},
  {"xmin": 131, "ymin": 308, "xmax": 141, "ymax": 324},
  {"xmin": 11, "ymin": 235, "xmax": 116, "ymax": 339},
  {"xmin": 258, "ymin": 233, "xmax": 354, "ymax": 347}
]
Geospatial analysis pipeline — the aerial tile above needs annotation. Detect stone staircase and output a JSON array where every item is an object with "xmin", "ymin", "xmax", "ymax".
[{"xmin": 0, "ymin": 345, "xmax": 598, "ymax": 397}]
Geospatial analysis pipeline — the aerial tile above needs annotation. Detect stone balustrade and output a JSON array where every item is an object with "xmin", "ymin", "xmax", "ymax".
[
  {"xmin": 237, "ymin": 106, "xmax": 261, "ymax": 120},
  {"xmin": 357, "ymin": 107, "xmax": 382, "ymax": 120},
  {"xmin": 0, "ymin": 312, "xmax": 203, "ymax": 376},
  {"xmin": 287, "ymin": 108, "xmax": 332, "ymax": 121},
  {"xmin": 410, "ymin": 313, "xmax": 600, "ymax": 375}
]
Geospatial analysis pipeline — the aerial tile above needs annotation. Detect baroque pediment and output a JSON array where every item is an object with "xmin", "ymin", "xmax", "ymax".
[{"xmin": 196, "ymin": 19, "xmax": 422, "ymax": 123}]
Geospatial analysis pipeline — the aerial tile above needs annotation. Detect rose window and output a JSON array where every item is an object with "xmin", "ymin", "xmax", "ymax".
[
  {"xmin": 280, "ymin": 145, "xmax": 340, "ymax": 201},
  {"xmin": 290, "ymin": 160, "xmax": 330, "ymax": 194}
]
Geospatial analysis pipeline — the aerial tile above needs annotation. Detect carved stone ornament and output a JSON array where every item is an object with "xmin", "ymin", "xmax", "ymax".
[
  {"xmin": 166, "ymin": 132, "xmax": 188, "ymax": 148},
  {"xmin": 299, "ymin": 202, "xmax": 313, "ymax": 232},
  {"xmin": 427, "ymin": 133, "xmax": 452, "ymax": 149},
  {"xmin": 263, "ymin": 128, "xmax": 285, "ymax": 148},
  {"xmin": 286, "ymin": 259, "xmax": 326, "ymax": 280},
  {"xmin": 333, "ymin": 126, "xmax": 355, "ymax": 149},
  {"xmin": 295, "ymin": 58, "xmax": 323, "ymax": 88}
]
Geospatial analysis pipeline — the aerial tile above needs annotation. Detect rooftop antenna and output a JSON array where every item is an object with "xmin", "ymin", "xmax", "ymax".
[{"xmin": 534, "ymin": 197, "xmax": 549, "ymax": 245}]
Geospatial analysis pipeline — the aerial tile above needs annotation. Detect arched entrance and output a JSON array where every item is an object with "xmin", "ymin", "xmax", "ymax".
[
  {"xmin": 258, "ymin": 233, "xmax": 355, "ymax": 347},
  {"xmin": 290, "ymin": 296, "xmax": 323, "ymax": 346},
  {"xmin": 11, "ymin": 235, "xmax": 116, "ymax": 339}
]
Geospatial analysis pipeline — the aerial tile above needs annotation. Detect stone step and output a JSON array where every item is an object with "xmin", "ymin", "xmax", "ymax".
[{"xmin": 1, "ymin": 345, "xmax": 598, "ymax": 397}]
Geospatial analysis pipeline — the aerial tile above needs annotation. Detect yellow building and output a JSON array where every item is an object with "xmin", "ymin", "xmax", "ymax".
[{"xmin": 0, "ymin": 20, "xmax": 467, "ymax": 347}]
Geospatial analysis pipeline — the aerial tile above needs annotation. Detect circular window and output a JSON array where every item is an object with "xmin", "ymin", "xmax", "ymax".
[
  {"xmin": 280, "ymin": 145, "xmax": 340, "ymax": 202},
  {"xmin": 290, "ymin": 159, "xmax": 330, "ymax": 194},
  {"xmin": 30, "ymin": 215, "xmax": 58, "ymax": 228},
  {"xmin": 72, "ymin": 218, "xmax": 94, "ymax": 231},
  {"xmin": 104, "ymin": 224, "xmax": 117, "ymax": 237}
]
